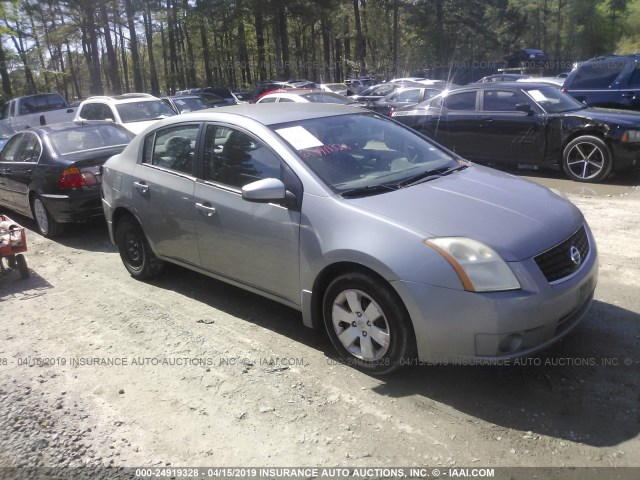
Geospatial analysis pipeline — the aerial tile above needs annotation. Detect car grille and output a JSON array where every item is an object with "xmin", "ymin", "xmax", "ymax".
[{"xmin": 534, "ymin": 226, "xmax": 589, "ymax": 283}]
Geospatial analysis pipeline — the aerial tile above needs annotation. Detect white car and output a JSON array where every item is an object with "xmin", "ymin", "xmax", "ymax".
[
  {"xmin": 256, "ymin": 89, "xmax": 355, "ymax": 105},
  {"xmin": 74, "ymin": 93, "xmax": 176, "ymax": 134}
]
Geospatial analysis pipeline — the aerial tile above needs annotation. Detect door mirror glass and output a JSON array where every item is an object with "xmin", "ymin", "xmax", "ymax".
[{"xmin": 515, "ymin": 103, "xmax": 533, "ymax": 114}]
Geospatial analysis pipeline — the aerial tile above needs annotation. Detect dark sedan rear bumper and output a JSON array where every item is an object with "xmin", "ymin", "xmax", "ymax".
[{"xmin": 40, "ymin": 190, "xmax": 104, "ymax": 223}]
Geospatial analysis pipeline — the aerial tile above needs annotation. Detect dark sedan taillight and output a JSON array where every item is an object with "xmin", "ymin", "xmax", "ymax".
[{"xmin": 58, "ymin": 167, "xmax": 98, "ymax": 189}]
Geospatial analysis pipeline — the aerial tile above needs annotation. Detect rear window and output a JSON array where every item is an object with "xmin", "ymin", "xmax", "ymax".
[
  {"xmin": 570, "ymin": 62, "xmax": 627, "ymax": 89},
  {"xmin": 49, "ymin": 125, "xmax": 134, "ymax": 155}
]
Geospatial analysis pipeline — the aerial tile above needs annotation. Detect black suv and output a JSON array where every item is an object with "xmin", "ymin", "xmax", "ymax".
[{"xmin": 563, "ymin": 55, "xmax": 640, "ymax": 110}]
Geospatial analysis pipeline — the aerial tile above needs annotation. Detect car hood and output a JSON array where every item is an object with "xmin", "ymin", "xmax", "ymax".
[
  {"xmin": 345, "ymin": 166, "xmax": 584, "ymax": 262},
  {"xmin": 123, "ymin": 120, "xmax": 163, "ymax": 135},
  {"xmin": 576, "ymin": 107, "xmax": 640, "ymax": 126}
]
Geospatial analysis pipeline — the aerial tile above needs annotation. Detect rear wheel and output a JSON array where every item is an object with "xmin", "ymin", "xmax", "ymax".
[
  {"xmin": 31, "ymin": 195, "xmax": 63, "ymax": 237},
  {"xmin": 562, "ymin": 136, "xmax": 613, "ymax": 182},
  {"xmin": 115, "ymin": 216, "xmax": 164, "ymax": 279},
  {"xmin": 16, "ymin": 254, "xmax": 29, "ymax": 279},
  {"xmin": 323, "ymin": 272, "xmax": 415, "ymax": 375}
]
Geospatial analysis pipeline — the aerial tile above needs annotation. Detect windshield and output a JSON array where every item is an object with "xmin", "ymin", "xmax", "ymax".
[
  {"xmin": 0, "ymin": 123, "xmax": 13, "ymax": 139},
  {"xmin": 272, "ymin": 112, "xmax": 459, "ymax": 193},
  {"xmin": 171, "ymin": 97, "xmax": 208, "ymax": 113},
  {"xmin": 524, "ymin": 86, "xmax": 585, "ymax": 113},
  {"xmin": 116, "ymin": 100, "xmax": 176, "ymax": 123},
  {"xmin": 49, "ymin": 124, "xmax": 134, "ymax": 155},
  {"xmin": 300, "ymin": 92, "xmax": 354, "ymax": 104}
]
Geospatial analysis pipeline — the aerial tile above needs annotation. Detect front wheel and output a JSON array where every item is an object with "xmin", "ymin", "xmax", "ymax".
[
  {"xmin": 115, "ymin": 216, "xmax": 164, "ymax": 279},
  {"xmin": 562, "ymin": 136, "xmax": 613, "ymax": 182},
  {"xmin": 16, "ymin": 254, "xmax": 29, "ymax": 279},
  {"xmin": 31, "ymin": 195, "xmax": 63, "ymax": 237},
  {"xmin": 323, "ymin": 272, "xmax": 415, "ymax": 375}
]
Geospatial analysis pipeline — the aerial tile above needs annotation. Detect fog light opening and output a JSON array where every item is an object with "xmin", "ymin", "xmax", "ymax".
[{"xmin": 498, "ymin": 333, "xmax": 523, "ymax": 354}]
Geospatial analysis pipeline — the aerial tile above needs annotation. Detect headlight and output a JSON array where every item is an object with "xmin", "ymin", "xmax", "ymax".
[
  {"xmin": 621, "ymin": 130, "xmax": 640, "ymax": 142},
  {"xmin": 425, "ymin": 237, "xmax": 521, "ymax": 292}
]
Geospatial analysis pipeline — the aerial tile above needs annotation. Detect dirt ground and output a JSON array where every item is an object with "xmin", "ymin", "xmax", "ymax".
[{"xmin": 0, "ymin": 170, "xmax": 639, "ymax": 472}]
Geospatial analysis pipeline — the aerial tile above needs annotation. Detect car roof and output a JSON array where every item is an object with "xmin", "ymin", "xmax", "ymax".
[
  {"xmin": 173, "ymin": 103, "xmax": 365, "ymax": 126},
  {"xmin": 82, "ymin": 94, "xmax": 161, "ymax": 105}
]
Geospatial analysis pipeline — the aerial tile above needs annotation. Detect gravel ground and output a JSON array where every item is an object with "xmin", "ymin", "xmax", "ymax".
[{"xmin": 0, "ymin": 184, "xmax": 639, "ymax": 473}]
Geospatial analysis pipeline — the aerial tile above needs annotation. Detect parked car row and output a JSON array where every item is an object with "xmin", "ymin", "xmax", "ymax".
[{"xmin": 0, "ymin": 101, "xmax": 601, "ymax": 375}]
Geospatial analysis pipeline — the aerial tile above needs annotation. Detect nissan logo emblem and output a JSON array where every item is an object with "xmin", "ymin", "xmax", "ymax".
[{"xmin": 570, "ymin": 245, "xmax": 582, "ymax": 266}]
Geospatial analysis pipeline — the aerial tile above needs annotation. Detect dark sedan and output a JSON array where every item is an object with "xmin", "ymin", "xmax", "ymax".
[
  {"xmin": 349, "ymin": 82, "xmax": 423, "ymax": 108},
  {"xmin": 374, "ymin": 87, "xmax": 444, "ymax": 116},
  {"xmin": 391, "ymin": 82, "xmax": 640, "ymax": 182},
  {"xmin": 0, "ymin": 121, "xmax": 134, "ymax": 236}
]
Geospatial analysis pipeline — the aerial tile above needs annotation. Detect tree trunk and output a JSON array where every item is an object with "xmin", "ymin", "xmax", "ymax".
[
  {"xmin": 278, "ymin": 4, "xmax": 290, "ymax": 79},
  {"xmin": 100, "ymin": 3, "xmax": 122, "ymax": 94},
  {"xmin": 142, "ymin": 8, "xmax": 160, "ymax": 96},
  {"xmin": 0, "ymin": 38, "xmax": 13, "ymax": 98},
  {"xmin": 321, "ymin": 14, "xmax": 331, "ymax": 82},
  {"xmin": 237, "ymin": 0, "xmax": 252, "ymax": 85},
  {"xmin": 82, "ymin": 3, "xmax": 103, "ymax": 95},
  {"xmin": 198, "ymin": 10, "xmax": 214, "ymax": 86},
  {"xmin": 392, "ymin": 0, "xmax": 399, "ymax": 77},
  {"xmin": 254, "ymin": 0, "xmax": 267, "ymax": 81},
  {"xmin": 353, "ymin": 0, "xmax": 365, "ymax": 74},
  {"xmin": 125, "ymin": 0, "xmax": 144, "ymax": 92}
]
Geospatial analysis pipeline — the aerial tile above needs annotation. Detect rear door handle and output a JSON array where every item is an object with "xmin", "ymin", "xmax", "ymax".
[
  {"xmin": 2, "ymin": 168, "xmax": 11, "ymax": 175},
  {"xmin": 622, "ymin": 92, "xmax": 636, "ymax": 98},
  {"xmin": 133, "ymin": 181, "xmax": 149, "ymax": 194},
  {"xmin": 195, "ymin": 202, "xmax": 217, "ymax": 216}
]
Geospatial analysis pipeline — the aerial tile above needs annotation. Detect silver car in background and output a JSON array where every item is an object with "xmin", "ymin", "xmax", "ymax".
[{"xmin": 101, "ymin": 104, "xmax": 598, "ymax": 374}]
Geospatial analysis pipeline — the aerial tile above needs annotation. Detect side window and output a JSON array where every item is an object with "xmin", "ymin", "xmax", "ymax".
[
  {"xmin": 1, "ymin": 103, "xmax": 9, "ymax": 120},
  {"xmin": 278, "ymin": 97, "xmax": 295, "ymax": 103},
  {"xmin": 144, "ymin": 124, "xmax": 199, "ymax": 175},
  {"xmin": 483, "ymin": 90, "xmax": 528, "ymax": 112},
  {"xmin": 79, "ymin": 103, "xmax": 97, "ymax": 120},
  {"xmin": 0, "ymin": 134, "xmax": 23, "ymax": 162},
  {"xmin": 571, "ymin": 62, "xmax": 626, "ymax": 89},
  {"xmin": 259, "ymin": 97, "xmax": 277, "ymax": 103},
  {"xmin": 202, "ymin": 125, "xmax": 282, "ymax": 189},
  {"xmin": 443, "ymin": 91, "xmax": 477, "ymax": 111},
  {"xmin": 628, "ymin": 65, "xmax": 640, "ymax": 88},
  {"xmin": 15, "ymin": 133, "xmax": 41, "ymax": 163},
  {"xmin": 395, "ymin": 90, "xmax": 420, "ymax": 103},
  {"xmin": 96, "ymin": 104, "xmax": 115, "ymax": 120}
]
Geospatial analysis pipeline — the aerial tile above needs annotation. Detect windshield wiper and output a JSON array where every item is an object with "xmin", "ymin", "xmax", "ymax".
[
  {"xmin": 340, "ymin": 183, "xmax": 398, "ymax": 198},
  {"xmin": 398, "ymin": 164, "xmax": 468, "ymax": 188}
]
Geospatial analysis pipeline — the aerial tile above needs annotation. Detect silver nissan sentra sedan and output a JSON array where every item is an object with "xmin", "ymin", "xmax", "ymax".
[{"xmin": 101, "ymin": 104, "xmax": 598, "ymax": 374}]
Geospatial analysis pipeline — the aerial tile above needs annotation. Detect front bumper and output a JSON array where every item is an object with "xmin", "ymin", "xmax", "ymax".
[
  {"xmin": 40, "ymin": 189, "xmax": 103, "ymax": 223},
  {"xmin": 611, "ymin": 141, "xmax": 640, "ymax": 171},
  {"xmin": 392, "ymin": 229, "xmax": 599, "ymax": 363}
]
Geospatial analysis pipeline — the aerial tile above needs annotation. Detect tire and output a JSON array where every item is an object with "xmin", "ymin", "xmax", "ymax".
[
  {"xmin": 115, "ymin": 216, "xmax": 164, "ymax": 279},
  {"xmin": 6, "ymin": 254, "xmax": 16, "ymax": 269},
  {"xmin": 31, "ymin": 195, "xmax": 63, "ymax": 237},
  {"xmin": 16, "ymin": 254, "xmax": 29, "ymax": 279},
  {"xmin": 562, "ymin": 135, "xmax": 613, "ymax": 183},
  {"xmin": 323, "ymin": 272, "xmax": 415, "ymax": 375}
]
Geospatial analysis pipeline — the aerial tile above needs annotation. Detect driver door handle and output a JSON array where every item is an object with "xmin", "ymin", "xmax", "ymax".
[
  {"xmin": 133, "ymin": 181, "xmax": 149, "ymax": 194},
  {"xmin": 195, "ymin": 202, "xmax": 217, "ymax": 216}
]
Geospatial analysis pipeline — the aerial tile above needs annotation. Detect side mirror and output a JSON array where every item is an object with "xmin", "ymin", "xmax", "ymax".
[
  {"xmin": 515, "ymin": 103, "xmax": 533, "ymax": 114},
  {"xmin": 242, "ymin": 178, "xmax": 296, "ymax": 207}
]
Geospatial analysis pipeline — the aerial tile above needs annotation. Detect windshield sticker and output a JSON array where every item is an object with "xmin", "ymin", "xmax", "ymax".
[
  {"xmin": 300, "ymin": 144, "xmax": 352, "ymax": 158},
  {"xmin": 275, "ymin": 126, "xmax": 324, "ymax": 149},
  {"xmin": 528, "ymin": 90, "xmax": 547, "ymax": 102}
]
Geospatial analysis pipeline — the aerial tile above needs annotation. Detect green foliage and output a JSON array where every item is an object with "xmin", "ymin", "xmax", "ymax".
[{"xmin": 0, "ymin": 0, "xmax": 638, "ymax": 98}]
